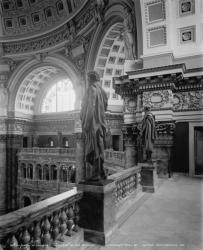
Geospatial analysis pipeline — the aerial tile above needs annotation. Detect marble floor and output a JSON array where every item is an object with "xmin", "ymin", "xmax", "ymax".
[{"xmin": 100, "ymin": 174, "xmax": 203, "ymax": 250}]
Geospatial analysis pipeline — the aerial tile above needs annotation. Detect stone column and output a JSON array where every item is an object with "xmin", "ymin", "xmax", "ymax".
[
  {"xmin": 6, "ymin": 133, "xmax": 23, "ymax": 212},
  {"xmin": 0, "ymin": 59, "xmax": 10, "ymax": 214},
  {"xmin": 122, "ymin": 125, "xmax": 137, "ymax": 168},
  {"xmin": 74, "ymin": 116, "xmax": 85, "ymax": 182},
  {"xmin": 0, "ymin": 134, "xmax": 6, "ymax": 215}
]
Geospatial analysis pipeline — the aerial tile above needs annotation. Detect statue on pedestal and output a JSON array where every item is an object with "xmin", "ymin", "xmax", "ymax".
[
  {"xmin": 141, "ymin": 107, "xmax": 156, "ymax": 162},
  {"xmin": 80, "ymin": 71, "xmax": 108, "ymax": 181},
  {"xmin": 123, "ymin": 7, "xmax": 136, "ymax": 60}
]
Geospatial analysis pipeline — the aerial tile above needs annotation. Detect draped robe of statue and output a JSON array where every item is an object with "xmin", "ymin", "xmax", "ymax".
[
  {"xmin": 141, "ymin": 111, "xmax": 156, "ymax": 161},
  {"xmin": 80, "ymin": 80, "xmax": 108, "ymax": 180}
]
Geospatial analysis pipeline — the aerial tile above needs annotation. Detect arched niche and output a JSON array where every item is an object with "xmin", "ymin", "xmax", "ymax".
[
  {"xmin": 86, "ymin": 0, "xmax": 143, "ymax": 73},
  {"xmin": 7, "ymin": 54, "xmax": 85, "ymax": 118}
]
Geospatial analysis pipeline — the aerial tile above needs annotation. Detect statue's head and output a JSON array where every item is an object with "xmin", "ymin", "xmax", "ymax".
[
  {"xmin": 144, "ymin": 106, "xmax": 151, "ymax": 113},
  {"xmin": 87, "ymin": 71, "xmax": 100, "ymax": 85}
]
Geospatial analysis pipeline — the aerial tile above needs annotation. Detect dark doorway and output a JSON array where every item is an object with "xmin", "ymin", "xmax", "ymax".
[
  {"xmin": 173, "ymin": 122, "xmax": 189, "ymax": 173},
  {"xmin": 112, "ymin": 135, "xmax": 120, "ymax": 151},
  {"xmin": 195, "ymin": 127, "xmax": 203, "ymax": 175},
  {"xmin": 23, "ymin": 196, "xmax": 31, "ymax": 207},
  {"xmin": 23, "ymin": 137, "xmax": 28, "ymax": 148}
]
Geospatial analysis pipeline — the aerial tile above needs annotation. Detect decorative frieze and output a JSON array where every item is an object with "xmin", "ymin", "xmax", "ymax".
[
  {"xmin": 173, "ymin": 91, "xmax": 203, "ymax": 111},
  {"xmin": 143, "ymin": 90, "xmax": 173, "ymax": 110}
]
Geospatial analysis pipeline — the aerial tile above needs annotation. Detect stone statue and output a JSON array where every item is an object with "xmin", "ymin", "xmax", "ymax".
[
  {"xmin": 80, "ymin": 71, "xmax": 108, "ymax": 181},
  {"xmin": 94, "ymin": 0, "xmax": 109, "ymax": 23},
  {"xmin": 141, "ymin": 107, "xmax": 156, "ymax": 162},
  {"xmin": 123, "ymin": 7, "xmax": 136, "ymax": 60}
]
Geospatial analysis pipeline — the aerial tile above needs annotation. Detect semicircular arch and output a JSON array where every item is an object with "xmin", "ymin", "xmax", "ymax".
[
  {"xmin": 86, "ymin": 0, "xmax": 143, "ymax": 73},
  {"xmin": 8, "ymin": 54, "xmax": 83, "ymax": 116}
]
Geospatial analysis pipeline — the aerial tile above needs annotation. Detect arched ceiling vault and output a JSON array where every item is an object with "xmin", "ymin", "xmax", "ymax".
[
  {"xmin": 15, "ymin": 66, "xmax": 68, "ymax": 115},
  {"xmin": 0, "ymin": 0, "xmax": 88, "ymax": 42},
  {"xmin": 8, "ymin": 54, "xmax": 83, "ymax": 117}
]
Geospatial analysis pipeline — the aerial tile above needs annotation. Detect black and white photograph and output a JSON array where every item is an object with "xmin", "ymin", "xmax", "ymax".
[{"xmin": 0, "ymin": 0, "xmax": 202, "ymax": 249}]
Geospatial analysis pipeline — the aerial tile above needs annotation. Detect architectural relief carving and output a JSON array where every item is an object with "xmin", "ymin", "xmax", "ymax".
[
  {"xmin": 3, "ymin": 2, "xmax": 96, "ymax": 55},
  {"xmin": 1, "ymin": 0, "xmax": 85, "ymax": 38},
  {"xmin": 7, "ymin": 119, "xmax": 33, "ymax": 134},
  {"xmin": 156, "ymin": 122, "xmax": 175, "ymax": 135},
  {"xmin": 173, "ymin": 91, "xmax": 203, "ymax": 110},
  {"xmin": 124, "ymin": 97, "xmax": 137, "ymax": 113},
  {"xmin": 143, "ymin": 90, "xmax": 173, "ymax": 109},
  {"xmin": 35, "ymin": 120, "xmax": 75, "ymax": 133},
  {"xmin": 93, "ymin": 0, "xmax": 109, "ymax": 23}
]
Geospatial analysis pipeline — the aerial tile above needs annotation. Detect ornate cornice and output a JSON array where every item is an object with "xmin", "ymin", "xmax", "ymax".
[{"xmin": 114, "ymin": 66, "xmax": 203, "ymax": 96}]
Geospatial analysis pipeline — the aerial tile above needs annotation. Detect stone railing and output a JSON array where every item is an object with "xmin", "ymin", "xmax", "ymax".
[
  {"xmin": 104, "ymin": 149, "xmax": 126, "ymax": 167},
  {"xmin": 19, "ymin": 147, "xmax": 76, "ymax": 155},
  {"xmin": 19, "ymin": 178, "xmax": 76, "ymax": 190},
  {"xmin": 0, "ymin": 189, "xmax": 82, "ymax": 249},
  {"xmin": 109, "ymin": 167, "xmax": 141, "ymax": 204}
]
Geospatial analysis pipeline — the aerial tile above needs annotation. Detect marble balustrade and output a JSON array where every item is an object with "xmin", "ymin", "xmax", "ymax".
[
  {"xmin": 109, "ymin": 166, "xmax": 141, "ymax": 204},
  {"xmin": 0, "ymin": 189, "xmax": 82, "ymax": 249}
]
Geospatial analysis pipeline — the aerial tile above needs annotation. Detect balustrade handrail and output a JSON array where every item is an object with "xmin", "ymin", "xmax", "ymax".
[
  {"xmin": 0, "ymin": 188, "xmax": 82, "ymax": 241},
  {"xmin": 104, "ymin": 149, "xmax": 126, "ymax": 163},
  {"xmin": 109, "ymin": 166, "xmax": 141, "ymax": 182},
  {"xmin": 18, "ymin": 147, "xmax": 76, "ymax": 155}
]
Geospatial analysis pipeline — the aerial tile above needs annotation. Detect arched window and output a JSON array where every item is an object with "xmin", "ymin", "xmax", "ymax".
[
  {"xmin": 43, "ymin": 164, "xmax": 50, "ymax": 180},
  {"xmin": 50, "ymin": 165, "xmax": 57, "ymax": 180},
  {"xmin": 36, "ymin": 164, "xmax": 42, "ymax": 180},
  {"xmin": 48, "ymin": 137, "xmax": 54, "ymax": 147},
  {"xmin": 60, "ymin": 165, "xmax": 68, "ymax": 182},
  {"xmin": 22, "ymin": 196, "xmax": 31, "ymax": 207},
  {"xmin": 41, "ymin": 79, "xmax": 75, "ymax": 113},
  {"xmin": 63, "ymin": 137, "xmax": 69, "ymax": 147},
  {"xmin": 21, "ymin": 163, "xmax": 26, "ymax": 178},
  {"xmin": 27, "ymin": 164, "xmax": 33, "ymax": 179}
]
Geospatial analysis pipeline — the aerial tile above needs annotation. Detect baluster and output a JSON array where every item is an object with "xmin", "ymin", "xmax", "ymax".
[
  {"xmin": 21, "ymin": 227, "xmax": 31, "ymax": 250},
  {"xmin": 66, "ymin": 206, "xmax": 74, "ymax": 236},
  {"xmin": 41, "ymin": 216, "xmax": 51, "ymax": 248},
  {"xmin": 51, "ymin": 212, "xmax": 59, "ymax": 247},
  {"xmin": 59, "ymin": 209, "xmax": 67, "ymax": 242},
  {"xmin": 73, "ymin": 203, "xmax": 80, "ymax": 232},
  {"xmin": 32, "ymin": 221, "xmax": 41, "ymax": 250},
  {"xmin": 28, "ymin": 223, "xmax": 34, "ymax": 250},
  {"xmin": 7, "ymin": 234, "xmax": 19, "ymax": 250}
]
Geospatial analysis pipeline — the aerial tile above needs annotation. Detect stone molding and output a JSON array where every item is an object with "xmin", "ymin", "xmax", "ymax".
[{"xmin": 2, "ymin": 0, "xmax": 96, "ymax": 56}]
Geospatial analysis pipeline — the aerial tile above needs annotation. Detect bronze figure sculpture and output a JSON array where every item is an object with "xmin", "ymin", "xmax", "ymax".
[{"xmin": 80, "ymin": 71, "xmax": 108, "ymax": 181}]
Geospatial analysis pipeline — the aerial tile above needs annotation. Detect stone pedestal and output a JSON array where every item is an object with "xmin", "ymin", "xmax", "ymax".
[
  {"xmin": 140, "ymin": 163, "xmax": 158, "ymax": 193},
  {"xmin": 75, "ymin": 132, "xmax": 85, "ymax": 182},
  {"xmin": 78, "ymin": 179, "xmax": 116, "ymax": 245},
  {"xmin": 125, "ymin": 143, "xmax": 137, "ymax": 168}
]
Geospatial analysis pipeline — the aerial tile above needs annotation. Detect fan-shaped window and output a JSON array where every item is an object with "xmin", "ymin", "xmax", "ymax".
[{"xmin": 41, "ymin": 79, "xmax": 75, "ymax": 113}]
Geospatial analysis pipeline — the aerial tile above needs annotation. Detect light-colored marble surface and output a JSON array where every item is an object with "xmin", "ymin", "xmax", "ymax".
[{"xmin": 99, "ymin": 174, "xmax": 203, "ymax": 250}]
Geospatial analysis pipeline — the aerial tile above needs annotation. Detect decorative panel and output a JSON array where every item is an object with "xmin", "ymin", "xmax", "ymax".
[
  {"xmin": 179, "ymin": 25, "xmax": 196, "ymax": 44},
  {"xmin": 147, "ymin": 26, "xmax": 167, "ymax": 47},
  {"xmin": 179, "ymin": 0, "xmax": 195, "ymax": 17},
  {"xmin": 143, "ymin": 90, "xmax": 173, "ymax": 109},
  {"xmin": 145, "ymin": 0, "xmax": 165, "ymax": 24},
  {"xmin": 173, "ymin": 91, "xmax": 203, "ymax": 111}
]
